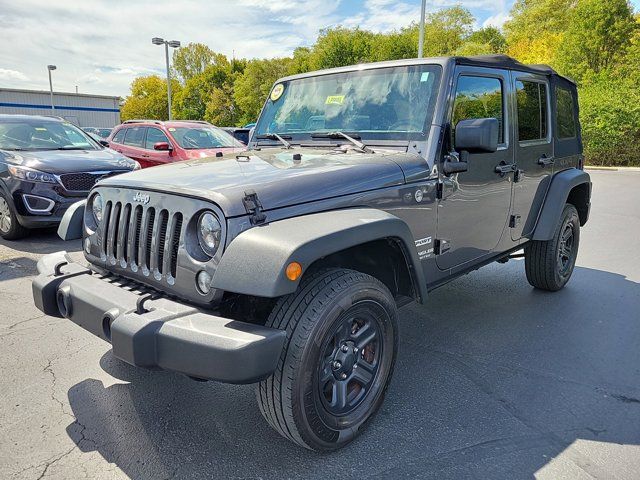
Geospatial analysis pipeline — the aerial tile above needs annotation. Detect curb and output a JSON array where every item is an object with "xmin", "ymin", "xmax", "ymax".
[{"xmin": 585, "ymin": 166, "xmax": 640, "ymax": 172}]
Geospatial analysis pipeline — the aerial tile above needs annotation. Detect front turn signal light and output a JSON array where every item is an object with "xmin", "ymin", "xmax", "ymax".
[{"xmin": 285, "ymin": 262, "xmax": 302, "ymax": 281}]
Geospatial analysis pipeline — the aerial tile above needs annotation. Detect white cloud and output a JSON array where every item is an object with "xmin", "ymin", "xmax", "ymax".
[
  {"xmin": 0, "ymin": 68, "xmax": 29, "ymax": 81},
  {"xmin": 0, "ymin": 1, "xmax": 515, "ymax": 97},
  {"xmin": 482, "ymin": 11, "xmax": 510, "ymax": 28}
]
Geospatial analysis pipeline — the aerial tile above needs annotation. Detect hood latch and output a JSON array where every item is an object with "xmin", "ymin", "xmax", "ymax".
[{"xmin": 243, "ymin": 190, "xmax": 267, "ymax": 225}]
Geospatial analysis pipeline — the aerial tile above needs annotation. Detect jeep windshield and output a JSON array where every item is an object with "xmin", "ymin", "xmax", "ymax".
[{"xmin": 254, "ymin": 64, "xmax": 442, "ymax": 145}]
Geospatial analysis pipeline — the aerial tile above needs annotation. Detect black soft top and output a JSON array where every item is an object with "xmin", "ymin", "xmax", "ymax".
[{"xmin": 454, "ymin": 54, "xmax": 575, "ymax": 85}]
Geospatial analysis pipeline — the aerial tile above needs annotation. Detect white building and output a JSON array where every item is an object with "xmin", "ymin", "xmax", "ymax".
[{"xmin": 0, "ymin": 88, "xmax": 121, "ymax": 128}]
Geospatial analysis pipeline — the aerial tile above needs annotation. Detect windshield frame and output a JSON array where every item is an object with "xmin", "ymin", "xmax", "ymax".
[
  {"xmin": 253, "ymin": 63, "xmax": 443, "ymax": 146},
  {"xmin": 0, "ymin": 119, "xmax": 102, "ymax": 152}
]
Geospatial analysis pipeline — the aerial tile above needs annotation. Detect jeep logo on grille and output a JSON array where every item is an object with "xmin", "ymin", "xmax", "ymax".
[{"xmin": 133, "ymin": 192, "xmax": 150, "ymax": 204}]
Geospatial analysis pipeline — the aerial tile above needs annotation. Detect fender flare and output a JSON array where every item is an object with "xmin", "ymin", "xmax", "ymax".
[
  {"xmin": 532, "ymin": 168, "xmax": 591, "ymax": 241},
  {"xmin": 57, "ymin": 200, "xmax": 85, "ymax": 241},
  {"xmin": 212, "ymin": 208, "xmax": 428, "ymax": 302}
]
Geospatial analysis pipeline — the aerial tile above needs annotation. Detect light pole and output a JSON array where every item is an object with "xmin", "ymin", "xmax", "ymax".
[
  {"xmin": 418, "ymin": 0, "xmax": 427, "ymax": 58},
  {"xmin": 47, "ymin": 65, "xmax": 56, "ymax": 110},
  {"xmin": 152, "ymin": 37, "xmax": 181, "ymax": 120}
]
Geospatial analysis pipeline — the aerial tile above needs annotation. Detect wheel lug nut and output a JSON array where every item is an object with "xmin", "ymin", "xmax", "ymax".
[
  {"xmin": 340, "ymin": 373, "xmax": 347, "ymax": 380},
  {"xmin": 333, "ymin": 361, "xmax": 341, "ymax": 370},
  {"xmin": 353, "ymin": 347, "xmax": 358, "ymax": 353},
  {"xmin": 341, "ymin": 345, "xmax": 349, "ymax": 352}
]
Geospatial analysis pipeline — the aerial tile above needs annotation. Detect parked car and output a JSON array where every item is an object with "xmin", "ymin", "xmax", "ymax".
[
  {"xmin": 108, "ymin": 120, "xmax": 244, "ymax": 168},
  {"xmin": 0, "ymin": 114, "xmax": 139, "ymax": 239},
  {"xmin": 220, "ymin": 127, "xmax": 251, "ymax": 145},
  {"xmin": 83, "ymin": 127, "xmax": 112, "ymax": 139},
  {"xmin": 33, "ymin": 55, "xmax": 591, "ymax": 451}
]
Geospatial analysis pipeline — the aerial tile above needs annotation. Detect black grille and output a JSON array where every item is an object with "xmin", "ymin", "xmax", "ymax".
[
  {"xmin": 59, "ymin": 172, "xmax": 119, "ymax": 191},
  {"xmin": 101, "ymin": 201, "xmax": 183, "ymax": 281}
]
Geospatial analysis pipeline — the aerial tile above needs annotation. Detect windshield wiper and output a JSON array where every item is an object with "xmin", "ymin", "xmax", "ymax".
[
  {"xmin": 255, "ymin": 133, "xmax": 292, "ymax": 149},
  {"xmin": 56, "ymin": 146, "xmax": 88, "ymax": 150},
  {"xmin": 310, "ymin": 131, "xmax": 373, "ymax": 153}
]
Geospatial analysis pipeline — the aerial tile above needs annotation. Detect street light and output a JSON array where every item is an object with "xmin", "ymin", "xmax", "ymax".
[
  {"xmin": 152, "ymin": 37, "xmax": 181, "ymax": 120},
  {"xmin": 47, "ymin": 65, "xmax": 57, "ymax": 110},
  {"xmin": 418, "ymin": 0, "xmax": 427, "ymax": 58}
]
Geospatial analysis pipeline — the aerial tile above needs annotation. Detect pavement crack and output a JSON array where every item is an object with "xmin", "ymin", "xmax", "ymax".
[{"xmin": 35, "ymin": 445, "xmax": 76, "ymax": 480}]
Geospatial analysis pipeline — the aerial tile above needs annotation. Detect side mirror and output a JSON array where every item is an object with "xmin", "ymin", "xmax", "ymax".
[
  {"xmin": 153, "ymin": 141, "xmax": 172, "ymax": 151},
  {"xmin": 99, "ymin": 140, "xmax": 109, "ymax": 147},
  {"xmin": 454, "ymin": 118, "xmax": 499, "ymax": 153}
]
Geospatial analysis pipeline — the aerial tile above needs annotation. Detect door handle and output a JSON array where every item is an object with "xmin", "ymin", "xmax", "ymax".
[
  {"xmin": 141, "ymin": 154, "xmax": 150, "ymax": 158},
  {"xmin": 538, "ymin": 154, "xmax": 554, "ymax": 166},
  {"xmin": 495, "ymin": 162, "xmax": 517, "ymax": 176}
]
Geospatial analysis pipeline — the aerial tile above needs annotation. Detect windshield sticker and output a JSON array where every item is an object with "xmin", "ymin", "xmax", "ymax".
[
  {"xmin": 34, "ymin": 127, "xmax": 47, "ymax": 131},
  {"xmin": 325, "ymin": 95, "xmax": 345, "ymax": 105},
  {"xmin": 270, "ymin": 83, "xmax": 284, "ymax": 101},
  {"xmin": 420, "ymin": 72, "xmax": 431, "ymax": 82},
  {"xmin": 168, "ymin": 127, "xmax": 176, "ymax": 132}
]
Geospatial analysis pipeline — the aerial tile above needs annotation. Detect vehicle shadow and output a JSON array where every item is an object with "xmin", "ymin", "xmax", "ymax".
[
  {"xmin": 65, "ymin": 264, "xmax": 640, "ymax": 479},
  {"xmin": 0, "ymin": 228, "xmax": 82, "ymax": 256},
  {"xmin": 0, "ymin": 229, "xmax": 82, "ymax": 283}
]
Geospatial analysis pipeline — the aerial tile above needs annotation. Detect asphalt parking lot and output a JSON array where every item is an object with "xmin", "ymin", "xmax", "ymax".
[{"xmin": 1, "ymin": 169, "xmax": 639, "ymax": 479}]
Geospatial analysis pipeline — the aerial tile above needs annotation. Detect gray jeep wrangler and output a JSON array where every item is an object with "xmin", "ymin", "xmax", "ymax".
[{"xmin": 32, "ymin": 54, "xmax": 591, "ymax": 451}]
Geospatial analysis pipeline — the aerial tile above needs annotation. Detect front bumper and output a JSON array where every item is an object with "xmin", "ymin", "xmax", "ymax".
[{"xmin": 32, "ymin": 251, "xmax": 286, "ymax": 384}]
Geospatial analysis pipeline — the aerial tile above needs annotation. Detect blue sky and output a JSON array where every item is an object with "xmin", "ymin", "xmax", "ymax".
[{"xmin": 0, "ymin": 0, "xmax": 638, "ymax": 97}]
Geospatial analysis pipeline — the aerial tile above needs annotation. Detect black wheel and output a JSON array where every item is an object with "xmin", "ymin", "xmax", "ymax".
[
  {"xmin": 525, "ymin": 203, "xmax": 580, "ymax": 291},
  {"xmin": 256, "ymin": 268, "xmax": 398, "ymax": 451},
  {"xmin": 0, "ymin": 191, "xmax": 28, "ymax": 240}
]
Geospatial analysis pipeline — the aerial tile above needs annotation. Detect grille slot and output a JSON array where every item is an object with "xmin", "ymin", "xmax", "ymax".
[
  {"xmin": 101, "ymin": 201, "xmax": 184, "ymax": 282},
  {"xmin": 59, "ymin": 172, "xmax": 119, "ymax": 191},
  {"xmin": 170, "ymin": 214, "xmax": 183, "ymax": 278}
]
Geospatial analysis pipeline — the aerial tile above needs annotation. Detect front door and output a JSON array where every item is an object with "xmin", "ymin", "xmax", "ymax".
[
  {"xmin": 510, "ymin": 73, "xmax": 553, "ymax": 240},
  {"xmin": 143, "ymin": 127, "xmax": 174, "ymax": 166},
  {"xmin": 436, "ymin": 67, "xmax": 514, "ymax": 271}
]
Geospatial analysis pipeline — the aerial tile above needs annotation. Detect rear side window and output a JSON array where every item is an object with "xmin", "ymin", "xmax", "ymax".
[
  {"xmin": 516, "ymin": 80, "xmax": 548, "ymax": 142},
  {"xmin": 123, "ymin": 127, "xmax": 145, "ymax": 147},
  {"xmin": 112, "ymin": 128, "xmax": 126, "ymax": 144},
  {"xmin": 453, "ymin": 76, "xmax": 504, "ymax": 144},
  {"xmin": 145, "ymin": 127, "xmax": 170, "ymax": 149},
  {"xmin": 556, "ymin": 87, "xmax": 577, "ymax": 139}
]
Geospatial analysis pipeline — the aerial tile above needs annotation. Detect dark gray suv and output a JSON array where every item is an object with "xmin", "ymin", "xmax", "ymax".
[
  {"xmin": 32, "ymin": 55, "xmax": 591, "ymax": 451},
  {"xmin": 0, "ymin": 115, "xmax": 138, "ymax": 239}
]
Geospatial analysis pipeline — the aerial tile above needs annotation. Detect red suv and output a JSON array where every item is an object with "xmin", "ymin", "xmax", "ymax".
[{"xmin": 108, "ymin": 120, "xmax": 244, "ymax": 168}]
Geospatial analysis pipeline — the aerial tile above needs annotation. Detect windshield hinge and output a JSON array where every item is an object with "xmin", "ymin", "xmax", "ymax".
[{"xmin": 243, "ymin": 190, "xmax": 267, "ymax": 225}]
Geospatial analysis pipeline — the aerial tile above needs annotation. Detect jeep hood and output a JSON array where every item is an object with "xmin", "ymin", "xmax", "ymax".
[{"xmin": 99, "ymin": 147, "xmax": 424, "ymax": 217}]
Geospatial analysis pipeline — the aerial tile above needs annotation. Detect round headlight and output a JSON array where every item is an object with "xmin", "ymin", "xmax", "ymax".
[
  {"xmin": 92, "ymin": 194, "xmax": 103, "ymax": 223},
  {"xmin": 197, "ymin": 211, "xmax": 222, "ymax": 257}
]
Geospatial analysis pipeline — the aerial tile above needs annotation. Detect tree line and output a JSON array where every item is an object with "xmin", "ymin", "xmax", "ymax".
[{"xmin": 121, "ymin": 0, "xmax": 639, "ymax": 166}]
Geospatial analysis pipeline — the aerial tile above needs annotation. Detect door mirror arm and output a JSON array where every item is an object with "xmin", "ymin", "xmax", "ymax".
[{"xmin": 442, "ymin": 150, "xmax": 469, "ymax": 176}]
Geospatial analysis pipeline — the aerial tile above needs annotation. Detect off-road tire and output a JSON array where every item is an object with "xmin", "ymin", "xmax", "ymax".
[
  {"xmin": 525, "ymin": 203, "xmax": 580, "ymax": 291},
  {"xmin": 256, "ymin": 268, "xmax": 398, "ymax": 451},
  {"xmin": 0, "ymin": 191, "xmax": 28, "ymax": 240}
]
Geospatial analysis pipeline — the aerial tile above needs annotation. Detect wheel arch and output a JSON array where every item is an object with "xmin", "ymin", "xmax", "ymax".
[
  {"xmin": 531, "ymin": 168, "xmax": 591, "ymax": 241},
  {"xmin": 212, "ymin": 208, "xmax": 428, "ymax": 304}
]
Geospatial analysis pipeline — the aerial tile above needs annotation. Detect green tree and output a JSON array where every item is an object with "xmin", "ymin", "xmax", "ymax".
[
  {"xmin": 371, "ymin": 25, "xmax": 418, "ymax": 61},
  {"xmin": 465, "ymin": 27, "xmax": 507, "ymax": 53},
  {"xmin": 308, "ymin": 27, "xmax": 378, "ymax": 69},
  {"xmin": 172, "ymin": 60, "xmax": 231, "ymax": 120},
  {"xmin": 287, "ymin": 47, "xmax": 314, "ymax": 75},
  {"xmin": 120, "ymin": 75, "xmax": 182, "ymax": 121},
  {"xmin": 579, "ymin": 70, "xmax": 640, "ymax": 165},
  {"xmin": 556, "ymin": 0, "xmax": 637, "ymax": 81},
  {"xmin": 422, "ymin": 6, "xmax": 475, "ymax": 56},
  {"xmin": 234, "ymin": 58, "xmax": 292, "ymax": 125},
  {"xmin": 172, "ymin": 43, "xmax": 220, "ymax": 81},
  {"xmin": 504, "ymin": 0, "xmax": 574, "ymax": 64}
]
